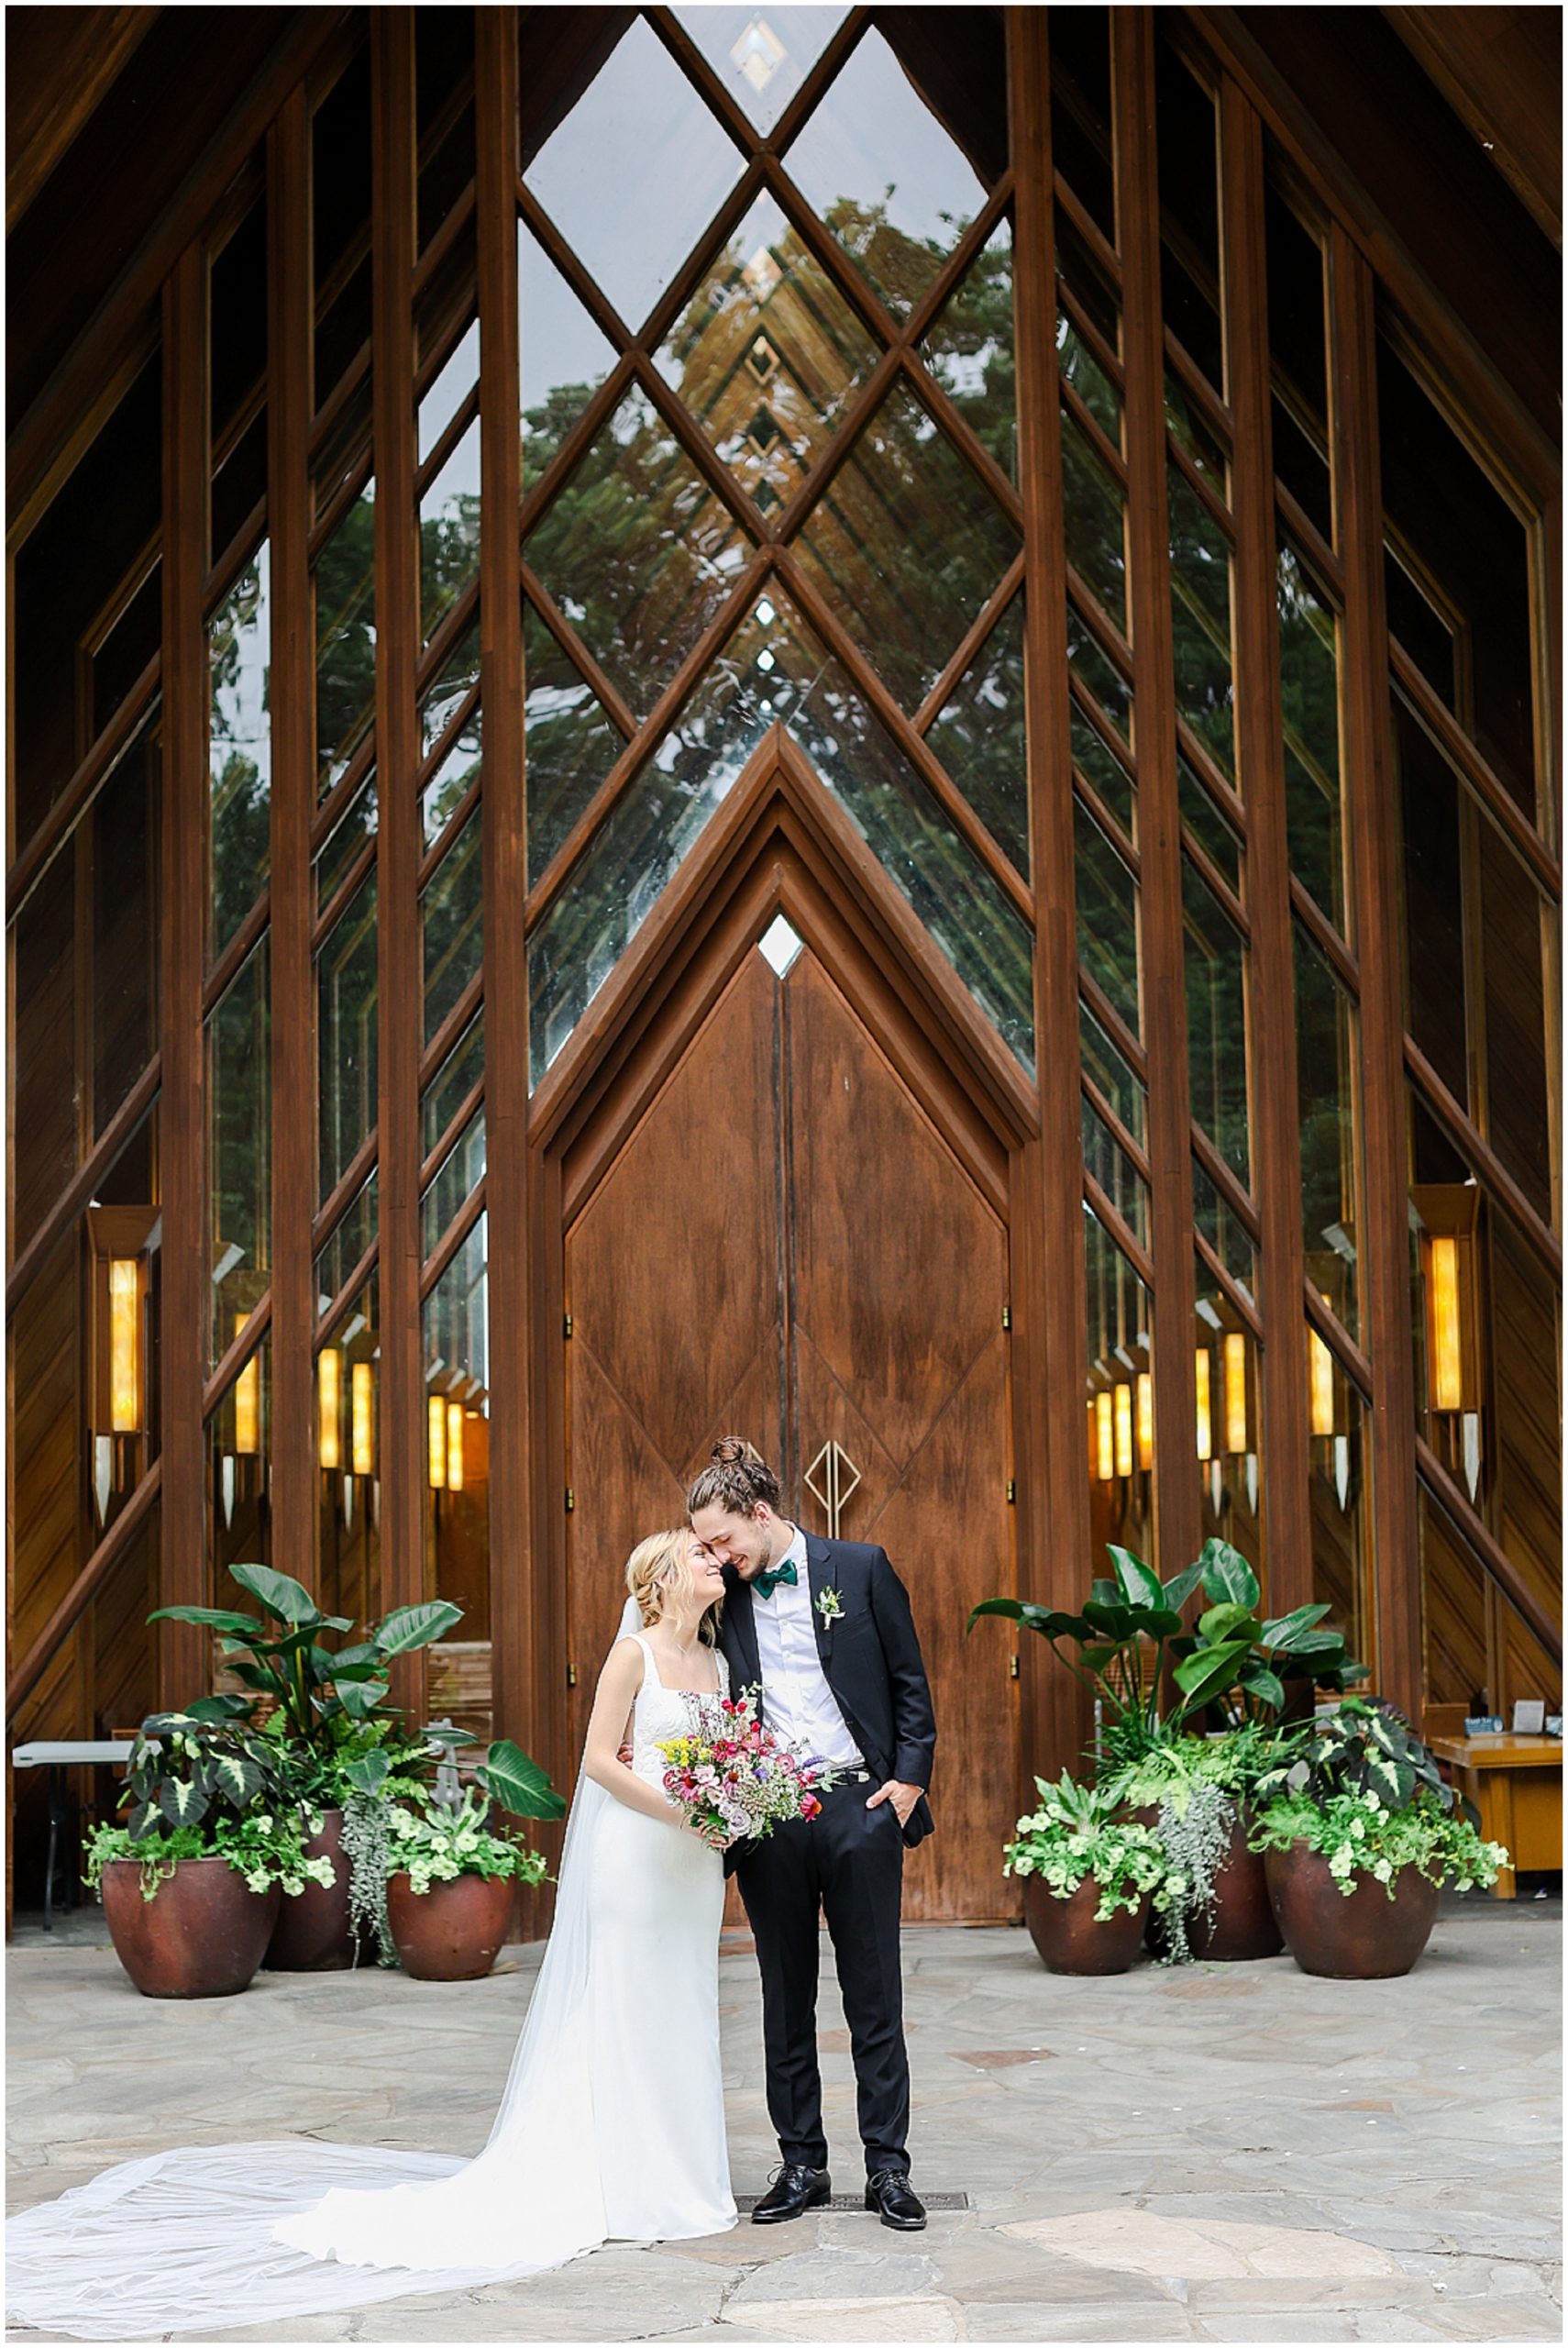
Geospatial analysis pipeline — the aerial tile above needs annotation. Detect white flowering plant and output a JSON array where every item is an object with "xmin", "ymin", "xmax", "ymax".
[
  {"xmin": 83, "ymin": 1811, "xmax": 335, "ymax": 1902},
  {"xmin": 1249, "ymin": 1783, "xmax": 1507, "ymax": 1898},
  {"xmin": 1002, "ymin": 1772, "xmax": 1166, "ymax": 1920},
  {"xmin": 383, "ymin": 1787, "xmax": 552, "ymax": 1897}
]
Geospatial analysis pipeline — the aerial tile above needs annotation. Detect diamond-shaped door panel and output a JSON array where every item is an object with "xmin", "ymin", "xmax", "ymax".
[
  {"xmin": 794, "ymin": 377, "xmax": 1020, "ymax": 712},
  {"xmin": 674, "ymin": 6, "xmax": 850, "ymax": 137},
  {"xmin": 785, "ymin": 25, "xmax": 987, "ymax": 318},
  {"xmin": 525, "ymin": 14, "xmax": 746, "ymax": 334},
  {"xmin": 657, "ymin": 189, "xmax": 879, "ymax": 518},
  {"xmin": 525, "ymin": 384, "xmax": 753, "ymax": 719}
]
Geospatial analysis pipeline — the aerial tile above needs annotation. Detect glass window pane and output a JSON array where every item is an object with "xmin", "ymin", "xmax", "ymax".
[
  {"xmin": 422, "ymin": 810, "xmax": 482, "ymax": 1047},
  {"xmin": 1066, "ymin": 599, "xmax": 1134, "ymax": 737},
  {"xmin": 207, "ymin": 936, "xmax": 271, "ymax": 1372},
  {"xmin": 420, "ymin": 617, "xmax": 481, "ymax": 759},
  {"xmin": 317, "ymin": 1272, "xmax": 380, "ymax": 1624},
  {"xmin": 93, "ymin": 711, "xmax": 160, "ymax": 1142},
  {"xmin": 1154, "ymin": 37, "xmax": 1223, "ymax": 393},
  {"xmin": 209, "ymin": 1331, "xmax": 271, "ymax": 1588},
  {"xmin": 420, "ymin": 416, "xmax": 480, "ymax": 648},
  {"xmin": 424, "ymin": 1010, "xmax": 484, "ymax": 1158},
  {"xmin": 1307, "ymin": 1319, "xmax": 1369, "ymax": 1669},
  {"xmin": 1058, "ymin": 309, "xmax": 1121, "ymax": 444},
  {"xmin": 315, "ymin": 767, "xmax": 377, "ymax": 917},
  {"xmin": 1085, "ymin": 1204, "xmax": 1155, "ymax": 1572},
  {"xmin": 315, "ymin": 478, "xmax": 377, "ymax": 802},
  {"xmin": 424, "ymin": 1211, "xmax": 491, "ymax": 1640},
  {"xmin": 1080, "ymin": 996, "xmax": 1146, "ymax": 1153},
  {"xmin": 422, "ymin": 699, "xmax": 481, "ymax": 853},
  {"xmin": 1193, "ymin": 1158, "xmax": 1254, "ymax": 1297},
  {"xmin": 313, "ymin": 43, "xmax": 373, "ymax": 404},
  {"xmin": 1277, "ymin": 538, "xmax": 1346, "ymax": 936},
  {"xmin": 423, "ymin": 1106, "xmax": 487, "ymax": 1260},
  {"xmin": 1264, "ymin": 164, "xmax": 1331, "ymax": 541},
  {"xmin": 1072, "ymin": 703, "xmax": 1134, "ymax": 839},
  {"xmin": 1165, "ymin": 370, "xmax": 1229, "ymax": 493},
  {"xmin": 1049, "ymin": 6, "xmax": 1114, "ymax": 245},
  {"xmin": 525, "ymin": 599, "xmax": 624, "ymax": 883},
  {"xmin": 657, "ymin": 187, "xmax": 879, "ymax": 518},
  {"xmin": 674, "ymin": 5, "xmax": 849, "ymax": 135},
  {"xmin": 525, "ymin": 384, "xmax": 752, "ymax": 718},
  {"xmin": 529, "ymin": 589, "xmax": 1033, "ymax": 1082},
  {"xmin": 1075, "ymin": 797, "xmax": 1142, "ymax": 1038},
  {"xmin": 924, "ymin": 595, "xmax": 1028, "ymax": 879},
  {"xmin": 208, "ymin": 546, "xmax": 271, "ymax": 959},
  {"xmin": 920, "ymin": 216, "xmax": 1017, "ymax": 482},
  {"xmin": 315, "ymin": 1171, "xmax": 377, "ymax": 1312},
  {"xmin": 795, "ymin": 379, "xmax": 1019, "ymax": 714},
  {"xmin": 1179, "ymin": 753, "xmax": 1242, "ymax": 893},
  {"xmin": 519, "ymin": 219, "xmax": 619, "ymax": 499},
  {"xmin": 1183, "ymin": 855, "xmax": 1249, "ymax": 1187},
  {"xmin": 1168, "ymin": 461, "xmax": 1235, "ymax": 782},
  {"xmin": 787, "ymin": 26, "xmax": 987, "ymax": 317},
  {"xmin": 1197, "ymin": 1281, "xmax": 1263, "ymax": 1572},
  {"xmin": 1061, "ymin": 407, "xmax": 1127, "ymax": 634},
  {"xmin": 1295, "ymin": 920, "xmax": 1360, "ymax": 1343},
  {"xmin": 1083, "ymin": 1092, "xmax": 1149, "ymax": 1248},
  {"xmin": 418, "ymin": 319, "xmax": 479, "ymax": 464},
  {"xmin": 317, "ymin": 869, "xmax": 377, "ymax": 1205},
  {"xmin": 525, "ymin": 17, "xmax": 745, "ymax": 333}
]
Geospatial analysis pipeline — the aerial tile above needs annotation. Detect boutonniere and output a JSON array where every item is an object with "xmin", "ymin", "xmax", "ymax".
[{"xmin": 815, "ymin": 1587, "xmax": 844, "ymax": 1627}]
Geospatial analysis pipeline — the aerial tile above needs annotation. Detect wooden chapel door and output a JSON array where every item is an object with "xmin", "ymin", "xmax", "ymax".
[{"xmin": 562, "ymin": 931, "xmax": 1019, "ymax": 1924}]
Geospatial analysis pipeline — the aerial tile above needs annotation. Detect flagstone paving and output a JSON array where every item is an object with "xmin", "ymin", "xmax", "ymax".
[{"xmin": 6, "ymin": 1895, "xmax": 1560, "ymax": 2343}]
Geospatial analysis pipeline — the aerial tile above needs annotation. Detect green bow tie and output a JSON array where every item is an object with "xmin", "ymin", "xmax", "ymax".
[{"xmin": 753, "ymin": 1557, "xmax": 800, "ymax": 1600}]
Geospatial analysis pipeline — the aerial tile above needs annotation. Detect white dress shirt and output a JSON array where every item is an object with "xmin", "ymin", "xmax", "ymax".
[{"xmin": 751, "ymin": 1523, "xmax": 865, "ymax": 1771}]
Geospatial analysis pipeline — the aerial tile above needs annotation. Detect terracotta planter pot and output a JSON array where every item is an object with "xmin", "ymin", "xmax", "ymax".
[
  {"xmin": 263, "ymin": 1808, "xmax": 370, "ymax": 1972},
  {"xmin": 100, "ymin": 1857, "xmax": 280, "ymax": 1999},
  {"xmin": 1138, "ymin": 1803, "xmax": 1285, "ymax": 1962},
  {"xmin": 386, "ymin": 1870, "xmax": 516, "ymax": 1981},
  {"xmin": 1022, "ymin": 1872, "xmax": 1149, "ymax": 1974},
  {"xmin": 1264, "ymin": 1839, "xmax": 1441, "ymax": 1978}
]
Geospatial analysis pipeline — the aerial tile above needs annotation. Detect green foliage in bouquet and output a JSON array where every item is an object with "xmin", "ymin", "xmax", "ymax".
[{"xmin": 1003, "ymin": 1772, "xmax": 1165, "ymax": 1921}]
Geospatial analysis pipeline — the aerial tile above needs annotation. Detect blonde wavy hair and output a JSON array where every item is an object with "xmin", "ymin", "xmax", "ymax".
[{"xmin": 625, "ymin": 1526, "xmax": 722, "ymax": 1641}]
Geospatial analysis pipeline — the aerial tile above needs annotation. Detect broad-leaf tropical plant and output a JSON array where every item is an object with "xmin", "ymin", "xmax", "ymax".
[
  {"xmin": 1253, "ymin": 1696, "xmax": 1461, "ymax": 1816},
  {"xmin": 1167, "ymin": 1540, "xmax": 1367, "ymax": 1727},
  {"xmin": 121, "ymin": 1711, "xmax": 304, "ymax": 1843}
]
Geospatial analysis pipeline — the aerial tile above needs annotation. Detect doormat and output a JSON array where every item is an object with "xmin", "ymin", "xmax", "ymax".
[{"xmin": 735, "ymin": 2192, "xmax": 969, "ymax": 2213}]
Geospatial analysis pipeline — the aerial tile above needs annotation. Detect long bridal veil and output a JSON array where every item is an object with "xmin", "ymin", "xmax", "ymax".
[{"xmin": 5, "ymin": 1602, "xmax": 644, "ymax": 2341}]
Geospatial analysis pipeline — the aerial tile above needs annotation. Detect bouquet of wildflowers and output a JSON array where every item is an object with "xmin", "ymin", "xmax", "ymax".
[{"xmin": 658, "ymin": 1689, "xmax": 828, "ymax": 1845}]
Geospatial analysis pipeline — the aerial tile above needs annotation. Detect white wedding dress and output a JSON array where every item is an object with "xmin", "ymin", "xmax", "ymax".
[{"xmin": 5, "ymin": 1617, "xmax": 737, "ymax": 2340}]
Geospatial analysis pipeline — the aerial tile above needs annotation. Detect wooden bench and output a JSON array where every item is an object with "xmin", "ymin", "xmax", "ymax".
[{"xmin": 1428, "ymin": 1733, "xmax": 1562, "ymax": 1899}]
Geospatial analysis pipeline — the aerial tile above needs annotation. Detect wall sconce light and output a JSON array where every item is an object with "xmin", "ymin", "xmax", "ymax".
[
  {"xmin": 1136, "ymin": 1370, "xmax": 1154, "ymax": 1470},
  {"xmin": 351, "ymin": 1362, "xmax": 375, "ymax": 1479},
  {"xmin": 1195, "ymin": 1346, "xmax": 1212, "ymax": 1462},
  {"xmin": 1411, "ymin": 1182, "xmax": 1482, "ymax": 1496},
  {"xmin": 1113, "ymin": 1381, "xmax": 1133, "ymax": 1479},
  {"xmin": 1094, "ymin": 1389, "xmax": 1114, "ymax": 1483},
  {"xmin": 428, "ymin": 1392, "xmax": 448, "ymax": 1489},
  {"xmin": 1308, "ymin": 1320, "xmax": 1336, "ymax": 1439},
  {"xmin": 318, "ymin": 1346, "xmax": 341, "ymax": 1470},
  {"xmin": 233, "ymin": 1313, "xmax": 260, "ymax": 1455},
  {"xmin": 446, "ymin": 1399, "xmax": 466, "ymax": 1492},
  {"xmin": 86, "ymin": 1204, "xmax": 158, "ymax": 1523},
  {"xmin": 1223, "ymin": 1332, "xmax": 1248, "ymax": 1456}
]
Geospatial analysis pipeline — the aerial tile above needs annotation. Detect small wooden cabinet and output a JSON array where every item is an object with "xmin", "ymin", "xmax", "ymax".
[{"xmin": 1429, "ymin": 1734, "xmax": 1563, "ymax": 1899}]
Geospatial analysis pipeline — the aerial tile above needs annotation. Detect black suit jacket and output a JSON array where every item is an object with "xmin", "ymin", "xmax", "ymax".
[{"xmin": 714, "ymin": 1534, "xmax": 936, "ymax": 1867}]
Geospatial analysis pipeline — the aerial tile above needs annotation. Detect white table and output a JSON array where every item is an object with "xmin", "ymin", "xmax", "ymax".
[{"xmin": 11, "ymin": 1741, "xmax": 135, "ymax": 1928}]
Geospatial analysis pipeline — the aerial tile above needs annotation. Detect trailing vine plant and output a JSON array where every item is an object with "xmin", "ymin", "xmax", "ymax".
[
  {"xmin": 341, "ymin": 1788, "xmax": 399, "ymax": 1966},
  {"xmin": 1151, "ymin": 1778, "xmax": 1234, "ymax": 1964}
]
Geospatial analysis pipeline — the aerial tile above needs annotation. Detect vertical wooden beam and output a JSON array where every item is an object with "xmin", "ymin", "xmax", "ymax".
[
  {"xmin": 158, "ymin": 245, "xmax": 211, "ymax": 1703},
  {"xmin": 267, "ymin": 89, "xmax": 316, "ymax": 1599},
  {"xmin": 1113, "ymin": 9, "xmax": 1200, "ymax": 1574},
  {"xmin": 1219, "ymin": 78, "xmax": 1312, "ymax": 1608},
  {"xmin": 476, "ymin": 14, "xmax": 536, "ymax": 1780},
  {"xmin": 1330, "ymin": 223, "xmax": 1421, "ymax": 1712},
  {"xmin": 1008, "ymin": 7, "xmax": 1092, "ymax": 1778},
  {"xmin": 371, "ymin": 12, "xmax": 425, "ymax": 1695}
]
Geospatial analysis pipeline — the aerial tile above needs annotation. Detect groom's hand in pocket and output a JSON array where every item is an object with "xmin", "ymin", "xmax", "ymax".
[{"xmin": 866, "ymin": 1779, "xmax": 922, "ymax": 1828}]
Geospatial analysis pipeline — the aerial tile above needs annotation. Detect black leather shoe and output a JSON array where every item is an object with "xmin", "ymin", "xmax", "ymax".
[
  {"xmin": 751, "ymin": 2163, "xmax": 832, "ymax": 2223},
  {"xmin": 865, "ymin": 2168, "xmax": 926, "ymax": 2230}
]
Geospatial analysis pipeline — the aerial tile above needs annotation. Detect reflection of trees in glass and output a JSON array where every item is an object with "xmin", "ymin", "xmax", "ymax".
[
  {"xmin": 1183, "ymin": 856, "xmax": 1249, "ymax": 1186},
  {"xmin": 207, "ymin": 936, "xmax": 271, "ymax": 1365},
  {"xmin": 419, "ymin": 431, "xmax": 480, "ymax": 644},
  {"xmin": 1294, "ymin": 920, "xmax": 1358, "ymax": 1330},
  {"xmin": 422, "ymin": 812, "xmax": 482, "ymax": 1047},
  {"xmin": 927, "ymin": 595, "xmax": 1027, "ymax": 877},
  {"xmin": 1276, "ymin": 544, "xmax": 1344, "ymax": 931},
  {"xmin": 524, "ymin": 603, "xmax": 624, "ymax": 881},
  {"xmin": 1167, "ymin": 463, "xmax": 1234, "ymax": 781},
  {"xmin": 315, "ymin": 485, "xmax": 377, "ymax": 796},
  {"xmin": 208, "ymin": 553, "xmax": 271, "ymax": 955},
  {"xmin": 922, "ymin": 219, "xmax": 1017, "ymax": 481},
  {"xmin": 318, "ymin": 869, "xmax": 378, "ymax": 1202}
]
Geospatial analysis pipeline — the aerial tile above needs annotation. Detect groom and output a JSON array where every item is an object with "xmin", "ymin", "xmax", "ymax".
[{"xmin": 687, "ymin": 1436, "xmax": 936, "ymax": 2232}]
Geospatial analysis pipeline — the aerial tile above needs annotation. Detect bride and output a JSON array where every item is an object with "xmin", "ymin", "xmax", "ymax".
[{"xmin": 6, "ymin": 1529, "xmax": 739, "ymax": 2340}]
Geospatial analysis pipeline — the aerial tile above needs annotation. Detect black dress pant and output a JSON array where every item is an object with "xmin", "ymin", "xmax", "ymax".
[{"xmin": 735, "ymin": 1774, "xmax": 910, "ymax": 2176}]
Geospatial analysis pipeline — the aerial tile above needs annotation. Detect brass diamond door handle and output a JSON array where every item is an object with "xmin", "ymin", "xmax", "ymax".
[{"xmin": 804, "ymin": 1438, "xmax": 862, "ymax": 1537}]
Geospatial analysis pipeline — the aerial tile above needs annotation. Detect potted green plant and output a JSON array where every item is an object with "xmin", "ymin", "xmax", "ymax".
[
  {"xmin": 1105, "ymin": 1723, "xmax": 1284, "ymax": 1962},
  {"xmin": 83, "ymin": 1714, "xmax": 331, "ymax": 1999},
  {"xmin": 382, "ymin": 1733, "xmax": 564, "ymax": 1980},
  {"xmin": 1250, "ymin": 1699, "xmax": 1509, "ymax": 1977},
  {"xmin": 150, "ymin": 1563, "xmax": 463, "ymax": 1970},
  {"xmin": 1003, "ymin": 1772, "xmax": 1165, "ymax": 1974}
]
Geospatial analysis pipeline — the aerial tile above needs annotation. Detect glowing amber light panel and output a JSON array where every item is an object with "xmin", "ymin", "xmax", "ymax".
[
  {"xmin": 234, "ymin": 1314, "xmax": 259, "ymax": 1454},
  {"xmin": 1429, "ymin": 1234, "xmax": 1463, "ymax": 1412},
  {"xmin": 351, "ymin": 1361, "xmax": 375, "ymax": 1477},
  {"xmin": 1095, "ymin": 1390, "xmax": 1114, "ymax": 1481},
  {"xmin": 108, "ymin": 1259, "xmax": 140, "ymax": 1431},
  {"xmin": 1309, "ymin": 1320, "xmax": 1334, "ymax": 1438},
  {"xmin": 428, "ymin": 1393, "xmax": 447, "ymax": 1488},
  {"xmin": 318, "ymin": 1347, "xmax": 341, "ymax": 1469},
  {"xmin": 1136, "ymin": 1371, "xmax": 1154, "ymax": 1470},
  {"xmin": 1223, "ymin": 1332, "xmax": 1247, "ymax": 1455},
  {"xmin": 1114, "ymin": 1382, "xmax": 1133, "ymax": 1478},
  {"xmin": 1195, "ymin": 1346, "xmax": 1213, "ymax": 1460},
  {"xmin": 447, "ymin": 1401, "xmax": 466, "ymax": 1492}
]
